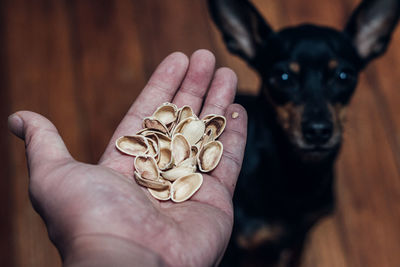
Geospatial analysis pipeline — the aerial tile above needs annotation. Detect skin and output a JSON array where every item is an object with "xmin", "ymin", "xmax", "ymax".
[{"xmin": 8, "ymin": 50, "xmax": 248, "ymax": 267}]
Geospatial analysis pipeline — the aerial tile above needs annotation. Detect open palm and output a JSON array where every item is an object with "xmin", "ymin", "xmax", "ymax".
[{"xmin": 8, "ymin": 50, "xmax": 247, "ymax": 267}]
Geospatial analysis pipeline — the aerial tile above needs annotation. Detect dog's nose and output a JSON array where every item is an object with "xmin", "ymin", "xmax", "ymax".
[{"xmin": 302, "ymin": 121, "xmax": 333, "ymax": 145}]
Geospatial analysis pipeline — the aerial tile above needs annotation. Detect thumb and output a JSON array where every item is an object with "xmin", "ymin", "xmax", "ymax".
[{"xmin": 8, "ymin": 111, "xmax": 73, "ymax": 175}]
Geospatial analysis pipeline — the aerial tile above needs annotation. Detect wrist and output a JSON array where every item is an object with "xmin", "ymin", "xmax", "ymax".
[{"xmin": 63, "ymin": 234, "xmax": 166, "ymax": 267}]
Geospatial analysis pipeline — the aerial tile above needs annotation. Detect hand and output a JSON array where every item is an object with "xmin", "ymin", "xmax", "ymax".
[{"xmin": 8, "ymin": 50, "xmax": 247, "ymax": 267}]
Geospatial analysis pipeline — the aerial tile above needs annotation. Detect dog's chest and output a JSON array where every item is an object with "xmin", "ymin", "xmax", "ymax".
[{"xmin": 235, "ymin": 95, "xmax": 335, "ymax": 219}]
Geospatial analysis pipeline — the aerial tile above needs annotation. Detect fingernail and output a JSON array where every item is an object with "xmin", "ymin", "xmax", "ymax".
[{"xmin": 8, "ymin": 113, "xmax": 24, "ymax": 139}]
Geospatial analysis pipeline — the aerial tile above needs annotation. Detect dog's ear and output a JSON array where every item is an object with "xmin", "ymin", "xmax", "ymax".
[
  {"xmin": 208, "ymin": 0, "xmax": 273, "ymax": 64},
  {"xmin": 345, "ymin": 0, "xmax": 400, "ymax": 64}
]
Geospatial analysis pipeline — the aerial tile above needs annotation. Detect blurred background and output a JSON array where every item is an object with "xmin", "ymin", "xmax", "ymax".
[{"xmin": 1, "ymin": 0, "xmax": 400, "ymax": 266}]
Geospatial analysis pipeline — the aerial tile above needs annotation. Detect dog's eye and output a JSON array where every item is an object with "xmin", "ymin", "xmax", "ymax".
[
  {"xmin": 336, "ymin": 69, "xmax": 355, "ymax": 83},
  {"xmin": 338, "ymin": 71, "xmax": 349, "ymax": 80},
  {"xmin": 281, "ymin": 73, "xmax": 290, "ymax": 81},
  {"xmin": 269, "ymin": 71, "xmax": 294, "ymax": 87}
]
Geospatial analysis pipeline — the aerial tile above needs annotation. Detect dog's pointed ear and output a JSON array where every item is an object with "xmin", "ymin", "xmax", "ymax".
[
  {"xmin": 208, "ymin": 0, "xmax": 273, "ymax": 64},
  {"xmin": 344, "ymin": 0, "xmax": 400, "ymax": 65}
]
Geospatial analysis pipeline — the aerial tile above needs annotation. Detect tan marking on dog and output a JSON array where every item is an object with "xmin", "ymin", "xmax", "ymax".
[
  {"xmin": 324, "ymin": 103, "xmax": 347, "ymax": 148},
  {"xmin": 276, "ymin": 102, "xmax": 304, "ymax": 136},
  {"xmin": 339, "ymin": 105, "xmax": 347, "ymax": 124},
  {"xmin": 263, "ymin": 87, "xmax": 306, "ymax": 147},
  {"xmin": 276, "ymin": 103, "xmax": 291, "ymax": 130},
  {"xmin": 236, "ymin": 225, "xmax": 284, "ymax": 250},
  {"xmin": 328, "ymin": 59, "xmax": 338, "ymax": 69},
  {"xmin": 328, "ymin": 103, "xmax": 347, "ymax": 130},
  {"xmin": 289, "ymin": 62, "xmax": 300, "ymax": 73}
]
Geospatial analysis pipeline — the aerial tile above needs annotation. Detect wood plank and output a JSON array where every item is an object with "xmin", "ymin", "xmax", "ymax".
[
  {"xmin": 333, "ymin": 74, "xmax": 400, "ymax": 267},
  {"xmin": 365, "ymin": 25, "xmax": 400, "ymax": 174},
  {"xmin": 68, "ymin": 0, "xmax": 152, "ymax": 162},
  {"xmin": 276, "ymin": 0, "xmax": 351, "ymax": 29},
  {"xmin": 301, "ymin": 216, "xmax": 349, "ymax": 267},
  {"xmin": 3, "ymin": 0, "xmax": 84, "ymax": 266},
  {"xmin": 130, "ymin": 0, "xmax": 214, "ymax": 64},
  {"xmin": 332, "ymin": 0, "xmax": 400, "ymax": 265},
  {"xmin": 0, "ymin": 2, "xmax": 14, "ymax": 266}
]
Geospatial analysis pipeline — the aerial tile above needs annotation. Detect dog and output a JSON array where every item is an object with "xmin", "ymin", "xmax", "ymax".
[{"xmin": 208, "ymin": 0, "xmax": 400, "ymax": 266}]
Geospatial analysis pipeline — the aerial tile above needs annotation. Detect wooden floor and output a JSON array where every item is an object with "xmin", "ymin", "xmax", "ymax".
[{"xmin": 1, "ymin": 0, "xmax": 400, "ymax": 266}]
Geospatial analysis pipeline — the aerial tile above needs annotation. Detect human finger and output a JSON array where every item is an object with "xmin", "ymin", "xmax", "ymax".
[
  {"xmin": 209, "ymin": 104, "xmax": 247, "ymax": 196},
  {"xmin": 199, "ymin": 67, "xmax": 237, "ymax": 118},
  {"xmin": 172, "ymin": 49, "xmax": 215, "ymax": 114},
  {"xmin": 8, "ymin": 111, "xmax": 73, "ymax": 177},
  {"xmin": 100, "ymin": 52, "xmax": 189, "ymax": 165}
]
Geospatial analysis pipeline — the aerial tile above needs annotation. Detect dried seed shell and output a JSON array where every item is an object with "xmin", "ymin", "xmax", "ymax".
[
  {"xmin": 158, "ymin": 147, "xmax": 174, "ymax": 170},
  {"xmin": 201, "ymin": 114, "xmax": 215, "ymax": 121},
  {"xmin": 153, "ymin": 103, "xmax": 178, "ymax": 126},
  {"xmin": 195, "ymin": 129, "xmax": 214, "ymax": 150},
  {"xmin": 161, "ymin": 163, "xmax": 196, "ymax": 181},
  {"xmin": 191, "ymin": 145, "xmax": 199, "ymax": 157},
  {"xmin": 139, "ymin": 130, "xmax": 171, "ymax": 149},
  {"xmin": 197, "ymin": 141, "xmax": 223, "ymax": 172},
  {"xmin": 203, "ymin": 115, "xmax": 226, "ymax": 139},
  {"xmin": 148, "ymin": 181, "xmax": 172, "ymax": 201},
  {"xmin": 177, "ymin": 105, "xmax": 195, "ymax": 123},
  {"xmin": 134, "ymin": 171, "xmax": 169, "ymax": 190},
  {"xmin": 146, "ymin": 137, "xmax": 159, "ymax": 158},
  {"xmin": 142, "ymin": 117, "xmax": 169, "ymax": 134},
  {"xmin": 134, "ymin": 155, "xmax": 159, "ymax": 181},
  {"xmin": 116, "ymin": 102, "xmax": 226, "ymax": 202},
  {"xmin": 144, "ymin": 133, "xmax": 159, "ymax": 145},
  {"xmin": 171, "ymin": 173, "xmax": 203, "ymax": 202},
  {"xmin": 171, "ymin": 134, "xmax": 191, "ymax": 166},
  {"xmin": 179, "ymin": 156, "xmax": 197, "ymax": 167},
  {"xmin": 116, "ymin": 135, "xmax": 149, "ymax": 156},
  {"xmin": 173, "ymin": 117, "xmax": 205, "ymax": 146}
]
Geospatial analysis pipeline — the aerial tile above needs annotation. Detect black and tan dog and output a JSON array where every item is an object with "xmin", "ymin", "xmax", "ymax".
[{"xmin": 208, "ymin": 0, "xmax": 400, "ymax": 266}]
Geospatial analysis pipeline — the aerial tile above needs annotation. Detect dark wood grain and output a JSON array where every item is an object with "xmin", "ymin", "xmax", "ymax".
[
  {"xmin": 0, "ymin": 3, "xmax": 14, "ymax": 266},
  {"xmin": 1, "ymin": 0, "xmax": 400, "ymax": 266}
]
